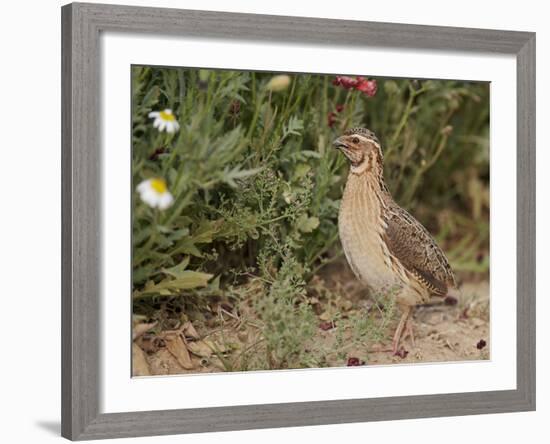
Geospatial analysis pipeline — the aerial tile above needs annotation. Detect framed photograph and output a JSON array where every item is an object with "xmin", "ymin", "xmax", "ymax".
[{"xmin": 61, "ymin": 2, "xmax": 535, "ymax": 440}]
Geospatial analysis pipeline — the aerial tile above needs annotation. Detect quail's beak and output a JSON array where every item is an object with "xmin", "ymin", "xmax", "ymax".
[{"xmin": 333, "ymin": 136, "xmax": 347, "ymax": 150}]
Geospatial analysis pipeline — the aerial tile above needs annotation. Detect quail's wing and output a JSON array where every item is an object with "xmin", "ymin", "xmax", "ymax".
[{"xmin": 383, "ymin": 205, "xmax": 456, "ymax": 296}]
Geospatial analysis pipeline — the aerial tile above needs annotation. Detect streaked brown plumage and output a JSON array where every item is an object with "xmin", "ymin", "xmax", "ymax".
[{"xmin": 334, "ymin": 127, "xmax": 457, "ymax": 354}]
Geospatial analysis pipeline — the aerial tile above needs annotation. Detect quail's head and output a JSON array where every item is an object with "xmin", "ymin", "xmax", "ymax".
[{"xmin": 333, "ymin": 127, "xmax": 383, "ymax": 168}]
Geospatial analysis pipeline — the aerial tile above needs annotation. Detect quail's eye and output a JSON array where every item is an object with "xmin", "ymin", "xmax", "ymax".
[{"xmin": 352, "ymin": 137, "xmax": 359, "ymax": 144}]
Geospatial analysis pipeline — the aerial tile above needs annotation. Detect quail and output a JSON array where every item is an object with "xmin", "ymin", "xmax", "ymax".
[{"xmin": 334, "ymin": 127, "xmax": 458, "ymax": 354}]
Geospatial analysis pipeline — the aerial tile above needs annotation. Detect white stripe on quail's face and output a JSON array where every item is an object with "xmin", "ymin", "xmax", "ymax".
[{"xmin": 337, "ymin": 133, "xmax": 382, "ymax": 171}]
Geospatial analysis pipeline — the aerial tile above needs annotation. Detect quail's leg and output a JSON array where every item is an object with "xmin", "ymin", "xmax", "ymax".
[
  {"xmin": 391, "ymin": 305, "xmax": 412, "ymax": 354},
  {"xmin": 402, "ymin": 312, "xmax": 416, "ymax": 348}
]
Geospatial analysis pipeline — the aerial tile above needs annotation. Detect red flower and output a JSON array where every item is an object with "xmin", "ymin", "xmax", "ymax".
[
  {"xmin": 332, "ymin": 76, "xmax": 359, "ymax": 89},
  {"xmin": 355, "ymin": 78, "xmax": 377, "ymax": 97},
  {"xmin": 333, "ymin": 76, "xmax": 377, "ymax": 97},
  {"xmin": 335, "ymin": 104, "xmax": 345, "ymax": 113}
]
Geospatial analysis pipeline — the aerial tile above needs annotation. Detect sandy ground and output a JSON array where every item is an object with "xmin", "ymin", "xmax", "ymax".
[
  {"xmin": 132, "ymin": 272, "xmax": 489, "ymax": 376},
  {"xmin": 352, "ymin": 281, "xmax": 490, "ymax": 365}
]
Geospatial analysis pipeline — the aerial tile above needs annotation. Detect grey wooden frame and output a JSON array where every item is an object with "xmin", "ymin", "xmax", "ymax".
[{"xmin": 61, "ymin": 2, "xmax": 536, "ymax": 440}]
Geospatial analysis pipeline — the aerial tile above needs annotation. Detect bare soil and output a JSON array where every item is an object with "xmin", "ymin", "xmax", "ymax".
[
  {"xmin": 132, "ymin": 265, "xmax": 489, "ymax": 376},
  {"xmin": 358, "ymin": 280, "xmax": 490, "ymax": 365}
]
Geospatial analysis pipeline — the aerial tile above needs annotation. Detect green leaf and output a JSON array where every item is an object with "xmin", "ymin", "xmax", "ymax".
[
  {"xmin": 222, "ymin": 166, "xmax": 264, "ymax": 187},
  {"xmin": 192, "ymin": 219, "xmax": 220, "ymax": 244},
  {"xmin": 162, "ymin": 257, "xmax": 190, "ymax": 278},
  {"xmin": 170, "ymin": 238, "xmax": 203, "ymax": 257},
  {"xmin": 141, "ymin": 85, "xmax": 159, "ymax": 108},
  {"xmin": 133, "ymin": 265, "xmax": 155, "ymax": 284},
  {"xmin": 138, "ymin": 271, "xmax": 214, "ymax": 297},
  {"xmin": 297, "ymin": 214, "xmax": 320, "ymax": 233},
  {"xmin": 292, "ymin": 163, "xmax": 311, "ymax": 181},
  {"xmin": 282, "ymin": 116, "xmax": 304, "ymax": 140},
  {"xmin": 132, "ymin": 227, "xmax": 153, "ymax": 247},
  {"xmin": 300, "ymin": 150, "xmax": 322, "ymax": 159},
  {"xmin": 167, "ymin": 228, "xmax": 190, "ymax": 242}
]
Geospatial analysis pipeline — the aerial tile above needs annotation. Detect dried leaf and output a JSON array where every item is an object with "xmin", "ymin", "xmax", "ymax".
[
  {"xmin": 136, "ymin": 334, "xmax": 165, "ymax": 353},
  {"xmin": 132, "ymin": 343, "xmax": 151, "ymax": 376},
  {"xmin": 183, "ymin": 321, "xmax": 200, "ymax": 339},
  {"xmin": 164, "ymin": 335, "xmax": 194, "ymax": 369},
  {"xmin": 132, "ymin": 321, "xmax": 158, "ymax": 341},
  {"xmin": 204, "ymin": 339, "xmax": 227, "ymax": 353},
  {"xmin": 340, "ymin": 299, "xmax": 353, "ymax": 311},
  {"xmin": 237, "ymin": 330, "xmax": 249, "ymax": 342},
  {"xmin": 186, "ymin": 340, "xmax": 213, "ymax": 358},
  {"xmin": 132, "ymin": 314, "xmax": 148, "ymax": 325}
]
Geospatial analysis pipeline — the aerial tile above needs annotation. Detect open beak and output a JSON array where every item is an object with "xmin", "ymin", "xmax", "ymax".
[{"xmin": 333, "ymin": 136, "xmax": 347, "ymax": 150}]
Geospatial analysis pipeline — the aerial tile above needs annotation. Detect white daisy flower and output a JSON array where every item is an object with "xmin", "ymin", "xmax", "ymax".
[
  {"xmin": 136, "ymin": 178, "xmax": 174, "ymax": 210},
  {"xmin": 148, "ymin": 109, "xmax": 180, "ymax": 133}
]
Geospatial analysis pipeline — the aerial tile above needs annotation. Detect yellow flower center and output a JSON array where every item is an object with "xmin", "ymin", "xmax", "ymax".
[
  {"xmin": 150, "ymin": 178, "xmax": 167, "ymax": 194},
  {"xmin": 159, "ymin": 110, "xmax": 175, "ymax": 121}
]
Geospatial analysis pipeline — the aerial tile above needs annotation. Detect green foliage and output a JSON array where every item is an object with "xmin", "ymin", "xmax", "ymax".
[
  {"xmin": 131, "ymin": 66, "xmax": 489, "ymax": 368},
  {"xmin": 254, "ymin": 246, "xmax": 316, "ymax": 369}
]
